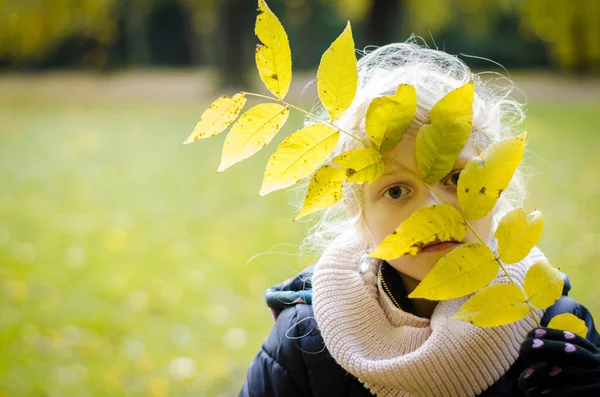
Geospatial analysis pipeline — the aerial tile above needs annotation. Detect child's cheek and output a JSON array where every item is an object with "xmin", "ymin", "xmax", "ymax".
[{"xmin": 465, "ymin": 213, "xmax": 493, "ymax": 245}]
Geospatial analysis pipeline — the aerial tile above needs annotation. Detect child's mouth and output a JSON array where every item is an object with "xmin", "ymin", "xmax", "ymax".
[{"xmin": 420, "ymin": 240, "xmax": 462, "ymax": 253}]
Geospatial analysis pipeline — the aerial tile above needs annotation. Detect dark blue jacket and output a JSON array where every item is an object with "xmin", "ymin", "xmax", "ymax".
[{"xmin": 239, "ymin": 264, "xmax": 599, "ymax": 396}]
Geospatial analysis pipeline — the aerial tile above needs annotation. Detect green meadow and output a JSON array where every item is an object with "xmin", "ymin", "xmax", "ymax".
[{"xmin": 1, "ymin": 72, "xmax": 599, "ymax": 396}]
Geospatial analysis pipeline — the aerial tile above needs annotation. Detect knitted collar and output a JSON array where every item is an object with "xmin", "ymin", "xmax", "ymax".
[{"xmin": 312, "ymin": 240, "xmax": 545, "ymax": 397}]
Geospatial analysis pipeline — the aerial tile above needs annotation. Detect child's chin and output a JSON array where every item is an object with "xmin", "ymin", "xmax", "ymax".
[{"xmin": 388, "ymin": 258, "xmax": 436, "ymax": 282}]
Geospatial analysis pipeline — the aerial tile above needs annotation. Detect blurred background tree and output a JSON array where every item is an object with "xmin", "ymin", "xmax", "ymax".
[
  {"xmin": 0, "ymin": 0, "xmax": 120, "ymax": 68},
  {"xmin": 519, "ymin": 0, "xmax": 600, "ymax": 73},
  {"xmin": 1, "ymin": 0, "xmax": 599, "ymax": 75}
]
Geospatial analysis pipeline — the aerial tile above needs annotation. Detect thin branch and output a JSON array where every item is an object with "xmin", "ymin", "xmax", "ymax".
[{"xmin": 241, "ymin": 91, "xmax": 371, "ymax": 148}]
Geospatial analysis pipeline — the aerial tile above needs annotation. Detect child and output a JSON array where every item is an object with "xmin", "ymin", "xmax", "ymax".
[{"xmin": 238, "ymin": 42, "xmax": 600, "ymax": 396}]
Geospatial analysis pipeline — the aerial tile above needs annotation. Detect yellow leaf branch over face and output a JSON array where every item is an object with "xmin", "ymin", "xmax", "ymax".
[
  {"xmin": 495, "ymin": 209, "xmax": 544, "ymax": 264},
  {"xmin": 260, "ymin": 125, "xmax": 340, "ymax": 195},
  {"xmin": 183, "ymin": 93, "xmax": 247, "ymax": 144},
  {"xmin": 547, "ymin": 313, "xmax": 588, "ymax": 338},
  {"xmin": 524, "ymin": 262, "xmax": 564, "ymax": 310},
  {"xmin": 416, "ymin": 82, "xmax": 474, "ymax": 183},
  {"xmin": 218, "ymin": 103, "xmax": 289, "ymax": 172},
  {"xmin": 296, "ymin": 165, "xmax": 346, "ymax": 220},
  {"xmin": 366, "ymin": 84, "xmax": 417, "ymax": 152},
  {"xmin": 458, "ymin": 132, "xmax": 527, "ymax": 220},
  {"xmin": 255, "ymin": 0, "xmax": 292, "ymax": 100},
  {"xmin": 408, "ymin": 243, "xmax": 498, "ymax": 300},
  {"xmin": 317, "ymin": 22, "xmax": 358, "ymax": 122},
  {"xmin": 369, "ymin": 204, "xmax": 466, "ymax": 260},
  {"xmin": 333, "ymin": 147, "xmax": 384, "ymax": 183},
  {"xmin": 453, "ymin": 284, "xmax": 530, "ymax": 327},
  {"xmin": 180, "ymin": 1, "xmax": 562, "ymax": 332}
]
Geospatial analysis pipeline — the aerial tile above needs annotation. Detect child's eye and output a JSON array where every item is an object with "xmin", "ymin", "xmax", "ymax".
[
  {"xmin": 443, "ymin": 169, "xmax": 463, "ymax": 187},
  {"xmin": 383, "ymin": 185, "xmax": 409, "ymax": 200}
]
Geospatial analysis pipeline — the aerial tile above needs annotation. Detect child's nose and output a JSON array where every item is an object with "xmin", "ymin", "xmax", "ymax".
[
  {"xmin": 418, "ymin": 184, "xmax": 459, "ymax": 210},
  {"xmin": 421, "ymin": 189, "xmax": 444, "ymax": 207}
]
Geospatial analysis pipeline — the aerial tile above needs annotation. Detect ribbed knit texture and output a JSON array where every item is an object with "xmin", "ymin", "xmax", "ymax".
[{"xmin": 312, "ymin": 239, "xmax": 546, "ymax": 397}]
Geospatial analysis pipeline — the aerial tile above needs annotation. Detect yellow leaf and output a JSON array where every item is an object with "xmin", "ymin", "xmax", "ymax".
[
  {"xmin": 260, "ymin": 125, "xmax": 340, "ymax": 195},
  {"xmin": 458, "ymin": 132, "xmax": 527, "ymax": 220},
  {"xmin": 333, "ymin": 147, "xmax": 384, "ymax": 183},
  {"xmin": 183, "ymin": 94, "xmax": 247, "ymax": 144},
  {"xmin": 453, "ymin": 284, "xmax": 529, "ymax": 327},
  {"xmin": 547, "ymin": 313, "xmax": 588, "ymax": 338},
  {"xmin": 317, "ymin": 22, "xmax": 358, "ymax": 122},
  {"xmin": 415, "ymin": 82, "xmax": 474, "ymax": 183},
  {"xmin": 366, "ymin": 84, "xmax": 417, "ymax": 152},
  {"xmin": 409, "ymin": 243, "xmax": 498, "ymax": 300},
  {"xmin": 295, "ymin": 165, "xmax": 346, "ymax": 220},
  {"xmin": 524, "ymin": 262, "xmax": 564, "ymax": 310},
  {"xmin": 369, "ymin": 204, "xmax": 466, "ymax": 260},
  {"xmin": 495, "ymin": 209, "xmax": 544, "ymax": 264},
  {"xmin": 255, "ymin": 0, "xmax": 292, "ymax": 100},
  {"xmin": 218, "ymin": 104, "xmax": 289, "ymax": 172}
]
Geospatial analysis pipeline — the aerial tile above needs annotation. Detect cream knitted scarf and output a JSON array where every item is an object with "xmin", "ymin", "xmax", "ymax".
[{"xmin": 312, "ymin": 239, "xmax": 546, "ymax": 397}]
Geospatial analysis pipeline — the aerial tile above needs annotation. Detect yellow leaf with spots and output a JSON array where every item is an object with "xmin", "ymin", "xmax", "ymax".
[
  {"xmin": 260, "ymin": 125, "xmax": 340, "ymax": 195},
  {"xmin": 453, "ymin": 284, "xmax": 529, "ymax": 327},
  {"xmin": 255, "ymin": 0, "xmax": 292, "ymax": 99},
  {"xmin": 458, "ymin": 132, "xmax": 527, "ymax": 220},
  {"xmin": 367, "ymin": 84, "xmax": 417, "ymax": 152},
  {"xmin": 218, "ymin": 103, "xmax": 289, "ymax": 172},
  {"xmin": 409, "ymin": 243, "xmax": 498, "ymax": 300},
  {"xmin": 296, "ymin": 165, "xmax": 346, "ymax": 220},
  {"xmin": 369, "ymin": 204, "xmax": 466, "ymax": 260},
  {"xmin": 333, "ymin": 147, "xmax": 384, "ymax": 183},
  {"xmin": 524, "ymin": 262, "xmax": 564, "ymax": 310},
  {"xmin": 495, "ymin": 209, "xmax": 544, "ymax": 264},
  {"xmin": 183, "ymin": 94, "xmax": 247, "ymax": 144},
  {"xmin": 416, "ymin": 82, "xmax": 474, "ymax": 182},
  {"xmin": 547, "ymin": 313, "xmax": 588, "ymax": 338},
  {"xmin": 317, "ymin": 22, "xmax": 357, "ymax": 122}
]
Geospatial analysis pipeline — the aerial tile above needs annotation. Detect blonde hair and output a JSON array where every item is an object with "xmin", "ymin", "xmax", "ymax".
[{"xmin": 298, "ymin": 39, "xmax": 528, "ymax": 258}]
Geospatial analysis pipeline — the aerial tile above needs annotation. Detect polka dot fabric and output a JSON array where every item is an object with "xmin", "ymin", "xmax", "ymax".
[{"xmin": 518, "ymin": 327, "xmax": 600, "ymax": 396}]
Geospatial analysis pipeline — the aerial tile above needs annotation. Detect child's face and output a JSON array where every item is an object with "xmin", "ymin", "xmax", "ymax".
[{"xmin": 363, "ymin": 134, "xmax": 492, "ymax": 281}]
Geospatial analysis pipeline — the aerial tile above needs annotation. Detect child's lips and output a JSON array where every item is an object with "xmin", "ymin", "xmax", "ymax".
[{"xmin": 421, "ymin": 241, "xmax": 462, "ymax": 253}]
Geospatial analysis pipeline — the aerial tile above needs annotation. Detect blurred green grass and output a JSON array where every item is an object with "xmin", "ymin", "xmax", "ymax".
[
  {"xmin": 0, "ymin": 74, "xmax": 599, "ymax": 396},
  {"xmin": 523, "ymin": 103, "xmax": 600, "ymax": 319}
]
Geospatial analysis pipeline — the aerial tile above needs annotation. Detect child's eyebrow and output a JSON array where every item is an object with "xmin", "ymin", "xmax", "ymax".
[
  {"xmin": 452, "ymin": 156, "xmax": 474, "ymax": 169},
  {"xmin": 381, "ymin": 155, "xmax": 473, "ymax": 176},
  {"xmin": 382, "ymin": 167, "xmax": 405, "ymax": 176}
]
